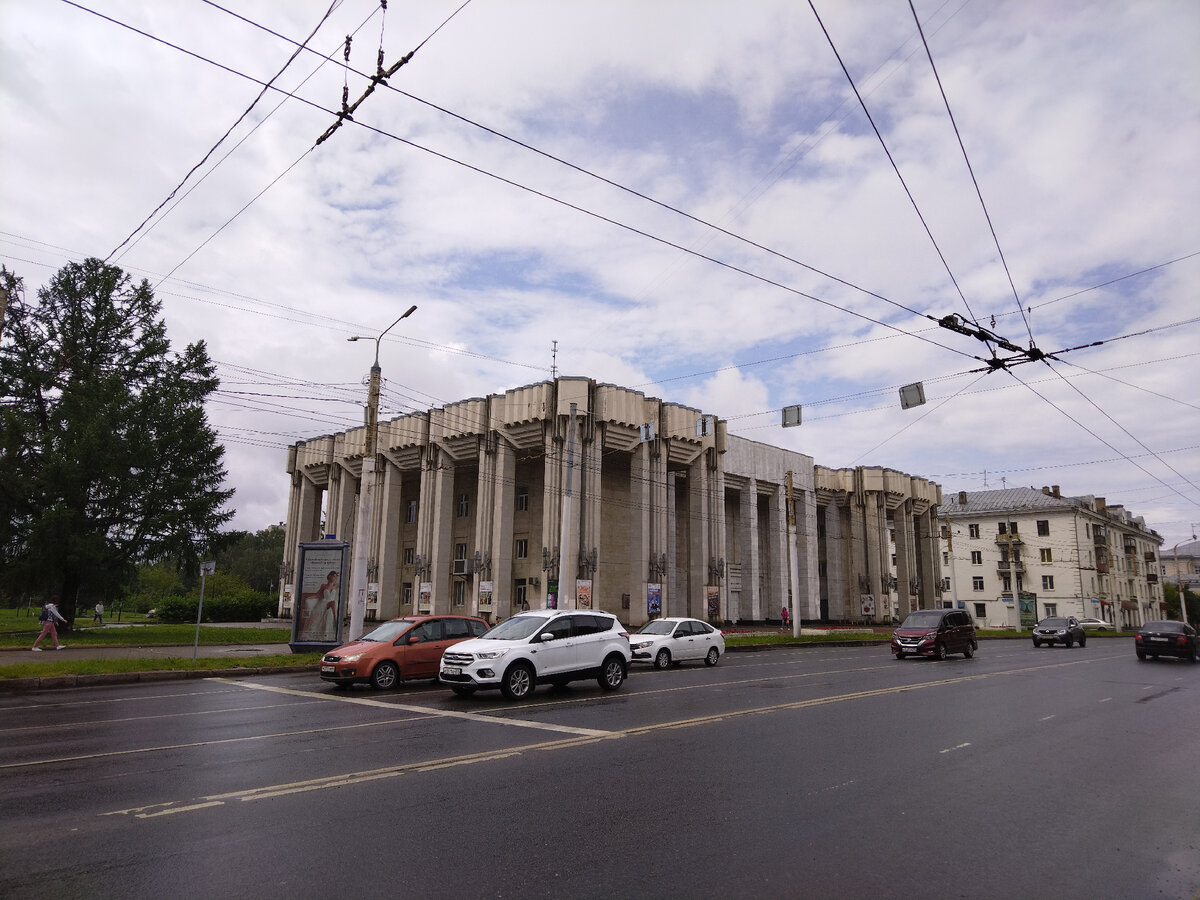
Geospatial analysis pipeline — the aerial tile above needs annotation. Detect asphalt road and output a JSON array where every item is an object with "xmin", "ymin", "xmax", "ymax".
[{"xmin": 1, "ymin": 640, "xmax": 1196, "ymax": 900}]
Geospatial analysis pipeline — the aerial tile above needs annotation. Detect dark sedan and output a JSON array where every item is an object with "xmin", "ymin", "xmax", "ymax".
[
  {"xmin": 1135, "ymin": 620, "xmax": 1198, "ymax": 662},
  {"xmin": 1032, "ymin": 616, "xmax": 1086, "ymax": 648}
]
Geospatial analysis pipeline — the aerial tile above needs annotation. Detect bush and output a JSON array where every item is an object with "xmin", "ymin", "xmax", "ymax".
[{"xmin": 154, "ymin": 589, "xmax": 274, "ymax": 624}]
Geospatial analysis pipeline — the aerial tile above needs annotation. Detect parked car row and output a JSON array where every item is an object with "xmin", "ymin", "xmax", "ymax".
[
  {"xmin": 320, "ymin": 611, "xmax": 726, "ymax": 699},
  {"xmin": 320, "ymin": 608, "xmax": 1194, "ymax": 694}
]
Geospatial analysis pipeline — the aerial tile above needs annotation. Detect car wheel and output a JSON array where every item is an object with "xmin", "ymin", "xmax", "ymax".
[
  {"xmin": 654, "ymin": 648, "xmax": 672, "ymax": 670},
  {"xmin": 963, "ymin": 642, "xmax": 974, "ymax": 659},
  {"xmin": 370, "ymin": 661, "xmax": 400, "ymax": 690},
  {"xmin": 935, "ymin": 642, "xmax": 947, "ymax": 661},
  {"xmin": 1136, "ymin": 650, "xmax": 1147, "ymax": 660},
  {"xmin": 705, "ymin": 647, "xmax": 720, "ymax": 666},
  {"xmin": 450, "ymin": 685, "xmax": 476, "ymax": 697},
  {"xmin": 598, "ymin": 654, "xmax": 626, "ymax": 691},
  {"xmin": 1064, "ymin": 636, "xmax": 1074, "ymax": 649},
  {"xmin": 1033, "ymin": 638, "xmax": 1041, "ymax": 647},
  {"xmin": 501, "ymin": 663, "xmax": 535, "ymax": 700}
]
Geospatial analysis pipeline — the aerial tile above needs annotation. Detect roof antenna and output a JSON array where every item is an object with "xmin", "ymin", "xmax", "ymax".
[{"xmin": 551, "ymin": 340, "xmax": 558, "ymax": 379}]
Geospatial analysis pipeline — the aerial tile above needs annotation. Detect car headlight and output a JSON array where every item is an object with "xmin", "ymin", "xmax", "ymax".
[
  {"xmin": 1056, "ymin": 630, "xmax": 1066, "ymax": 635},
  {"xmin": 630, "ymin": 641, "xmax": 651, "ymax": 650},
  {"xmin": 342, "ymin": 653, "xmax": 364, "ymax": 662},
  {"xmin": 475, "ymin": 649, "xmax": 509, "ymax": 660}
]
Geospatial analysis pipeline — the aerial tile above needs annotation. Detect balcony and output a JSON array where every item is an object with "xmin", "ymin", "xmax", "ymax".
[
  {"xmin": 1146, "ymin": 573, "xmax": 1158, "ymax": 584},
  {"xmin": 995, "ymin": 533, "xmax": 1023, "ymax": 547},
  {"xmin": 996, "ymin": 560, "xmax": 1025, "ymax": 574}
]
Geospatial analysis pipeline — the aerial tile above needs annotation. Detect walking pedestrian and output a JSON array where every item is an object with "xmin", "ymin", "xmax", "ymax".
[
  {"xmin": 781, "ymin": 605, "xmax": 790, "ymax": 628},
  {"xmin": 32, "ymin": 598, "xmax": 68, "ymax": 651},
  {"xmin": 93, "ymin": 602, "xmax": 104, "ymax": 624}
]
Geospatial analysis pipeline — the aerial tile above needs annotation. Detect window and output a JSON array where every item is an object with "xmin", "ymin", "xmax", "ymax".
[
  {"xmin": 403, "ymin": 547, "xmax": 414, "ymax": 565},
  {"xmin": 1044, "ymin": 603, "xmax": 1057, "ymax": 617},
  {"xmin": 970, "ymin": 551, "xmax": 983, "ymax": 565},
  {"xmin": 998, "ymin": 521, "xmax": 1007, "ymax": 535},
  {"xmin": 455, "ymin": 543, "xmax": 467, "ymax": 562},
  {"xmin": 1002, "ymin": 575, "xmax": 1011, "ymax": 592},
  {"xmin": 457, "ymin": 493, "xmax": 470, "ymax": 517},
  {"xmin": 974, "ymin": 603, "xmax": 986, "ymax": 619},
  {"xmin": 889, "ymin": 529, "xmax": 896, "ymax": 544},
  {"xmin": 972, "ymin": 577, "xmax": 985, "ymax": 591},
  {"xmin": 943, "ymin": 552, "xmax": 949, "ymax": 565},
  {"xmin": 1042, "ymin": 575, "xmax": 1055, "ymax": 591},
  {"xmin": 515, "ymin": 581, "xmax": 527, "ymax": 610},
  {"xmin": 1040, "ymin": 548, "xmax": 1053, "ymax": 563},
  {"xmin": 968, "ymin": 524, "xmax": 980, "ymax": 539},
  {"xmin": 515, "ymin": 538, "xmax": 528, "ymax": 559},
  {"xmin": 516, "ymin": 488, "xmax": 529, "ymax": 512},
  {"xmin": 402, "ymin": 582, "xmax": 412, "ymax": 605},
  {"xmin": 891, "ymin": 554, "xmax": 897, "ymax": 567},
  {"xmin": 444, "ymin": 618, "xmax": 472, "ymax": 639},
  {"xmin": 1037, "ymin": 520, "xmax": 1050, "ymax": 536},
  {"xmin": 453, "ymin": 581, "xmax": 466, "ymax": 607}
]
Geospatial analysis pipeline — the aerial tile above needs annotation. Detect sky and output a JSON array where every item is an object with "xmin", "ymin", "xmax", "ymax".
[{"xmin": 1, "ymin": 0, "xmax": 1198, "ymax": 549}]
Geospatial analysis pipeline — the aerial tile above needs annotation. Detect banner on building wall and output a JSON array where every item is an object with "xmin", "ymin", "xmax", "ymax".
[
  {"xmin": 647, "ymin": 583, "xmax": 662, "ymax": 616},
  {"xmin": 547, "ymin": 579, "xmax": 559, "ymax": 609},
  {"xmin": 576, "ymin": 580, "xmax": 592, "ymax": 609},
  {"xmin": 706, "ymin": 585, "xmax": 720, "ymax": 620},
  {"xmin": 479, "ymin": 581, "xmax": 494, "ymax": 611},
  {"xmin": 419, "ymin": 582, "xmax": 432, "ymax": 612},
  {"xmin": 860, "ymin": 594, "xmax": 875, "ymax": 617},
  {"xmin": 367, "ymin": 583, "xmax": 378, "ymax": 606}
]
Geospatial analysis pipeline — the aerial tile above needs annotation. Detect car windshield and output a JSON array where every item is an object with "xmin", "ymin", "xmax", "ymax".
[
  {"xmin": 900, "ymin": 611, "xmax": 944, "ymax": 628},
  {"xmin": 1142, "ymin": 620, "xmax": 1183, "ymax": 633},
  {"xmin": 1038, "ymin": 617, "xmax": 1068, "ymax": 627},
  {"xmin": 634, "ymin": 620, "xmax": 676, "ymax": 635},
  {"xmin": 358, "ymin": 620, "xmax": 415, "ymax": 642},
  {"xmin": 483, "ymin": 614, "xmax": 555, "ymax": 641}
]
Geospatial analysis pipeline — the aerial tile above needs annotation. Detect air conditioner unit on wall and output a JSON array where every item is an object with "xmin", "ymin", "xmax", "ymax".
[{"xmin": 451, "ymin": 559, "xmax": 468, "ymax": 576}]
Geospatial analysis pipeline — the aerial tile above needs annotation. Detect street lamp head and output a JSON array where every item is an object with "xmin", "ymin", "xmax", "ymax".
[{"xmin": 347, "ymin": 336, "xmax": 363, "ymax": 342}]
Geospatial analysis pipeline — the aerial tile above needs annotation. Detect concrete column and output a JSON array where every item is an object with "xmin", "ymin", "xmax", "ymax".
[
  {"xmin": 579, "ymin": 425, "xmax": 602, "ymax": 609},
  {"xmin": 540, "ymin": 422, "xmax": 562, "ymax": 607},
  {"xmin": 918, "ymin": 508, "xmax": 940, "ymax": 611},
  {"xmin": 667, "ymin": 472, "xmax": 681, "ymax": 617},
  {"xmin": 489, "ymin": 437, "xmax": 516, "ymax": 622},
  {"xmin": 742, "ymin": 480, "xmax": 761, "ymax": 619},
  {"xmin": 894, "ymin": 500, "xmax": 916, "ymax": 617},
  {"xmin": 687, "ymin": 457, "xmax": 709, "ymax": 620},
  {"xmin": 376, "ymin": 457, "xmax": 404, "ymax": 620},
  {"xmin": 429, "ymin": 455, "xmax": 454, "ymax": 614},
  {"xmin": 795, "ymin": 487, "xmax": 821, "ymax": 621},
  {"xmin": 630, "ymin": 441, "xmax": 652, "ymax": 626},
  {"xmin": 473, "ymin": 437, "xmax": 497, "ymax": 618},
  {"xmin": 768, "ymin": 483, "xmax": 788, "ymax": 622}
]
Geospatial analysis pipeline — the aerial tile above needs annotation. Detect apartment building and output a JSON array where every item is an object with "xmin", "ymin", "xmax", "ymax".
[{"xmin": 940, "ymin": 486, "xmax": 1164, "ymax": 629}]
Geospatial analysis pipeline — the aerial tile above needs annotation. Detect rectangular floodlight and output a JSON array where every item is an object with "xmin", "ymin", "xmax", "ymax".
[
  {"xmin": 899, "ymin": 382, "xmax": 926, "ymax": 409},
  {"xmin": 782, "ymin": 405, "xmax": 802, "ymax": 427}
]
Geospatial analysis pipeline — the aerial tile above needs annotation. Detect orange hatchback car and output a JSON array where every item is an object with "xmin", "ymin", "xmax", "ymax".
[{"xmin": 321, "ymin": 615, "xmax": 489, "ymax": 690}]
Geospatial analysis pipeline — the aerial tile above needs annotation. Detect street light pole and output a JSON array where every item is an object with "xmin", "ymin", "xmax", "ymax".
[{"xmin": 346, "ymin": 305, "xmax": 417, "ymax": 641}]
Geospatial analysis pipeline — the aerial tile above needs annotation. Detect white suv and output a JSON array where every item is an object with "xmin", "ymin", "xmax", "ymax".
[{"xmin": 439, "ymin": 608, "xmax": 630, "ymax": 700}]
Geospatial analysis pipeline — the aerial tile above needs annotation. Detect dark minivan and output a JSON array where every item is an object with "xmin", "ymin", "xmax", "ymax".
[{"xmin": 891, "ymin": 609, "xmax": 977, "ymax": 660}]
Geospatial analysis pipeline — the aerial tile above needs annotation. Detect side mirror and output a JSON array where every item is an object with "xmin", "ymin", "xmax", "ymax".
[
  {"xmin": 539, "ymin": 632, "xmax": 555, "ymax": 643},
  {"xmin": 408, "ymin": 636, "xmax": 421, "ymax": 644}
]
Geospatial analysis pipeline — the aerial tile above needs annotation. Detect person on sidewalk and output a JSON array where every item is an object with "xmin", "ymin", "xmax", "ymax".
[
  {"xmin": 33, "ymin": 598, "xmax": 68, "ymax": 651},
  {"xmin": 781, "ymin": 605, "xmax": 790, "ymax": 628},
  {"xmin": 93, "ymin": 602, "xmax": 104, "ymax": 624}
]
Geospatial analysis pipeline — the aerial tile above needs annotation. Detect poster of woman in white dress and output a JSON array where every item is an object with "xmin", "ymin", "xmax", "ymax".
[{"xmin": 295, "ymin": 544, "xmax": 347, "ymax": 643}]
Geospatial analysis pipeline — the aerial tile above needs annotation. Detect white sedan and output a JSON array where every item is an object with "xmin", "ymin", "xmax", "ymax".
[
  {"xmin": 628, "ymin": 617, "xmax": 725, "ymax": 669},
  {"xmin": 1077, "ymin": 617, "xmax": 1115, "ymax": 631}
]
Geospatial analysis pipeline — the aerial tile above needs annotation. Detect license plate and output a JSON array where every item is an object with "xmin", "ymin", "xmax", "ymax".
[
  {"xmin": 443, "ymin": 666, "xmax": 461, "ymax": 676},
  {"xmin": 320, "ymin": 665, "xmax": 335, "ymax": 673},
  {"xmin": 1148, "ymin": 637, "xmax": 1169, "ymax": 642}
]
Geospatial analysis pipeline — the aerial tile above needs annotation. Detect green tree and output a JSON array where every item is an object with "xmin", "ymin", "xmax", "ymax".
[
  {"xmin": 0, "ymin": 259, "xmax": 234, "ymax": 627},
  {"xmin": 216, "ymin": 524, "xmax": 286, "ymax": 594}
]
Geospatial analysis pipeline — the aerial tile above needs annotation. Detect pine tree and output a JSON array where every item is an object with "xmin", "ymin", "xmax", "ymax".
[{"xmin": 0, "ymin": 259, "xmax": 234, "ymax": 626}]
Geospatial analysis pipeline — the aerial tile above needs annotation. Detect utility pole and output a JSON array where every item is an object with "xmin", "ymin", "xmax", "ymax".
[
  {"xmin": 786, "ymin": 471, "xmax": 801, "ymax": 636},
  {"xmin": 346, "ymin": 305, "xmax": 416, "ymax": 641}
]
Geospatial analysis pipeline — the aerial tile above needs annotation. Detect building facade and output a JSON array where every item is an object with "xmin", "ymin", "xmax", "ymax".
[
  {"xmin": 279, "ymin": 377, "xmax": 944, "ymax": 627},
  {"xmin": 940, "ymin": 486, "xmax": 1164, "ymax": 629}
]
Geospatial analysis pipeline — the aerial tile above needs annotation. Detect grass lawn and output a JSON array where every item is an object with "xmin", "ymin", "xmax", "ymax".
[{"xmin": 0, "ymin": 607, "xmax": 290, "ymax": 647}]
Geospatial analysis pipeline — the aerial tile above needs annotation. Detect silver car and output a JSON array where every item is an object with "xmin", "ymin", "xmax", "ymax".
[
  {"xmin": 629, "ymin": 617, "xmax": 725, "ymax": 668},
  {"xmin": 1032, "ymin": 616, "xmax": 1087, "ymax": 648}
]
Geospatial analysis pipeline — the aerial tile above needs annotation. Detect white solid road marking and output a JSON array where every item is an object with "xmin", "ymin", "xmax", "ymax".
[
  {"xmin": 939, "ymin": 743, "xmax": 971, "ymax": 754},
  {"xmin": 213, "ymin": 679, "xmax": 614, "ymax": 737}
]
